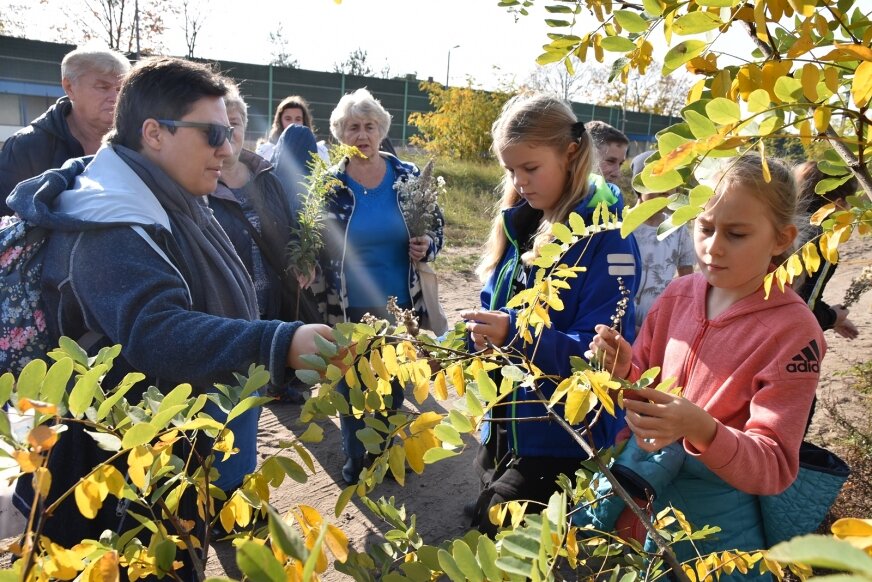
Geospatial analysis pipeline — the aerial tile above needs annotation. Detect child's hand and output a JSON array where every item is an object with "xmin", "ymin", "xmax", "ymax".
[
  {"xmin": 588, "ymin": 324, "xmax": 632, "ymax": 379},
  {"xmin": 624, "ymin": 388, "xmax": 717, "ymax": 453},
  {"xmin": 459, "ymin": 309, "xmax": 510, "ymax": 351}
]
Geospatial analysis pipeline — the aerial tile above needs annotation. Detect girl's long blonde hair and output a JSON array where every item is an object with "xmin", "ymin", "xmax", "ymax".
[{"xmin": 476, "ymin": 93, "xmax": 594, "ymax": 282}]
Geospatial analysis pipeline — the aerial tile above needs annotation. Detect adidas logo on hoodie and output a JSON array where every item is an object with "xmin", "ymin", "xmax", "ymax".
[{"xmin": 786, "ymin": 339, "xmax": 821, "ymax": 373}]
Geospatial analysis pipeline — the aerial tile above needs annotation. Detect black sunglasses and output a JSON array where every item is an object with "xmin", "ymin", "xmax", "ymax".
[{"xmin": 156, "ymin": 119, "xmax": 234, "ymax": 148}]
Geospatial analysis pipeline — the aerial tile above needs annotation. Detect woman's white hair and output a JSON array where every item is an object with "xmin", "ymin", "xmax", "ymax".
[
  {"xmin": 329, "ymin": 88, "xmax": 391, "ymax": 142},
  {"xmin": 223, "ymin": 79, "xmax": 248, "ymax": 128}
]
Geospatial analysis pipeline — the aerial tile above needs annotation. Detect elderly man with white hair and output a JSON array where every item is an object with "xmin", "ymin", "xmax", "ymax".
[{"xmin": 0, "ymin": 44, "xmax": 129, "ymax": 214}]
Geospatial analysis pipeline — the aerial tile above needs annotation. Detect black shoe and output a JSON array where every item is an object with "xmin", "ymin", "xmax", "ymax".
[
  {"xmin": 342, "ymin": 456, "xmax": 366, "ymax": 485},
  {"xmin": 463, "ymin": 500, "xmax": 478, "ymax": 518}
]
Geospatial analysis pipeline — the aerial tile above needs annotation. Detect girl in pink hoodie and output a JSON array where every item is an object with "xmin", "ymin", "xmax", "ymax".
[{"xmin": 588, "ymin": 154, "xmax": 826, "ymax": 577}]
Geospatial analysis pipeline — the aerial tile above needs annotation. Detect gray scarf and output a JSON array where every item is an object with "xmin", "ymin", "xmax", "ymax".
[{"xmin": 114, "ymin": 145, "xmax": 259, "ymax": 321}]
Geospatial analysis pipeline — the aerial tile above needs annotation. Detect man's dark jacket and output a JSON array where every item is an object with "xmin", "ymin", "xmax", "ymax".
[{"xmin": 0, "ymin": 96, "xmax": 84, "ymax": 215}]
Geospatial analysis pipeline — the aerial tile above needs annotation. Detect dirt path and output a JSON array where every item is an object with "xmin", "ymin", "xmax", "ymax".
[{"xmin": 205, "ymin": 236, "xmax": 872, "ymax": 580}]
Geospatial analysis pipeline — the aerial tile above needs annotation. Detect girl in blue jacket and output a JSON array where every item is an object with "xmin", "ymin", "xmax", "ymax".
[{"xmin": 459, "ymin": 93, "xmax": 640, "ymax": 534}]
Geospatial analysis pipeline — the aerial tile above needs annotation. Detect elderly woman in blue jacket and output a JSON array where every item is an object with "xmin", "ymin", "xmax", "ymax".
[
  {"xmin": 312, "ymin": 88, "xmax": 444, "ymax": 484},
  {"xmin": 458, "ymin": 93, "xmax": 640, "ymax": 534}
]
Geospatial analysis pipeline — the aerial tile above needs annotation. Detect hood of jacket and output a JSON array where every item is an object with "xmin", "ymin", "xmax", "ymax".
[
  {"xmin": 7, "ymin": 146, "xmax": 171, "ymax": 233},
  {"xmin": 32, "ymin": 97, "xmax": 76, "ymax": 142}
]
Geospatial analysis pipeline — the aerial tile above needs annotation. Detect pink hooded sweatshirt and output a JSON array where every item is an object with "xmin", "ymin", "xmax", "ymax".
[{"xmin": 628, "ymin": 273, "xmax": 825, "ymax": 495}]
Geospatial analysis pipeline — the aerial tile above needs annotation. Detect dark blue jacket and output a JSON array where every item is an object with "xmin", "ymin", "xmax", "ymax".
[
  {"xmin": 8, "ymin": 147, "xmax": 301, "ymax": 544},
  {"xmin": 1, "ymin": 97, "xmax": 84, "ymax": 215},
  {"xmin": 479, "ymin": 178, "xmax": 640, "ymax": 458}
]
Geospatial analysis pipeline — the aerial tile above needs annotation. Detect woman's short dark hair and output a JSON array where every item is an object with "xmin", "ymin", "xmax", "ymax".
[{"xmin": 107, "ymin": 57, "xmax": 228, "ymax": 151}]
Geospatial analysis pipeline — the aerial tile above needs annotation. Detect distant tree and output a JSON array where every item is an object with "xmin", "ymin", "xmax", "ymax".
[
  {"xmin": 180, "ymin": 0, "xmax": 207, "ymax": 59},
  {"xmin": 409, "ymin": 81, "xmax": 511, "ymax": 160},
  {"xmin": 379, "ymin": 59, "xmax": 392, "ymax": 80},
  {"xmin": 80, "ymin": 0, "xmax": 173, "ymax": 53},
  {"xmin": 333, "ymin": 48, "xmax": 373, "ymax": 76},
  {"xmin": 524, "ymin": 57, "xmax": 591, "ymax": 101},
  {"xmin": 0, "ymin": 2, "xmax": 28, "ymax": 36},
  {"xmin": 269, "ymin": 23, "xmax": 299, "ymax": 68}
]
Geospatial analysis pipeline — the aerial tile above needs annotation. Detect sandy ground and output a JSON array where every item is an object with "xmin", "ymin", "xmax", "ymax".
[{"xmin": 204, "ymin": 237, "xmax": 872, "ymax": 580}]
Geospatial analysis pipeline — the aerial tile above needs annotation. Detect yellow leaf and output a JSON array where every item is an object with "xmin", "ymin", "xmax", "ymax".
[
  {"xmin": 13, "ymin": 449, "xmax": 44, "ymax": 473},
  {"xmin": 75, "ymin": 476, "xmax": 105, "ymax": 519},
  {"xmin": 786, "ymin": 254, "xmax": 803, "ymax": 281},
  {"xmin": 127, "ymin": 445, "xmax": 154, "ymax": 490},
  {"xmin": 798, "ymin": 119, "xmax": 813, "ymax": 148},
  {"xmin": 370, "ymin": 350, "xmax": 390, "ymax": 382},
  {"xmin": 387, "ymin": 444, "xmax": 406, "ymax": 485},
  {"xmin": 381, "ymin": 344, "xmax": 398, "ymax": 375},
  {"xmin": 800, "ymin": 63, "xmax": 819, "ymax": 101},
  {"xmin": 357, "ymin": 358, "xmax": 377, "ymax": 391},
  {"xmin": 820, "ymin": 231, "xmax": 840, "ymax": 263},
  {"xmin": 213, "ymin": 428, "xmax": 237, "ymax": 462},
  {"xmin": 832, "ymin": 517, "xmax": 872, "ymax": 537},
  {"xmin": 565, "ymin": 387, "xmax": 595, "ymax": 424},
  {"xmin": 811, "ymin": 202, "xmax": 836, "ymax": 225},
  {"xmin": 325, "ymin": 524, "xmax": 350, "ymax": 562},
  {"xmin": 413, "ymin": 375, "xmax": 429, "ymax": 404},
  {"xmin": 449, "ymin": 364, "xmax": 465, "ymax": 396},
  {"xmin": 87, "ymin": 551, "xmax": 120, "ymax": 582},
  {"xmin": 787, "ymin": 32, "xmax": 814, "ymax": 60},
  {"xmin": 433, "ymin": 371, "xmax": 448, "ymax": 401},
  {"xmin": 813, "ymin": 106, "xmax": 832, "ymax": 133},
  {"xmin": 763, "ymin": 272, "xmax": 775, "ymax": 299},
  {"xmin": 344, "ymin": 365, "xmax": 359, "ymax": 390},
  {"xmin": 775, "ymin": 265, "xmax": 787, "ymax": 293},
  {"xmin": 801, "ymin": 242, "xmax": 821, "ymax": 275},
  {"xmin": 852, "ymin": 60, "xmax": 872, "ymax": 108},
  {"xmin": 34, "ymin": 466, "xmax": 51, "ymax": 498}
]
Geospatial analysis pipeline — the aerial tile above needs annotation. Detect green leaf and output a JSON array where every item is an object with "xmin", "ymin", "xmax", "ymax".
[
  {"xmin": 423, "ymin": 448, "xmax": 460, "ymax": 463},
  {"xmin": 335, "ymin": 484, "xmax": 356, "ymax": 517},
  {"xmin": 815, "ymin": 174, "xmax": 854, "ymax": 194},
  {"xmin": 265, "ymin": 504, "xmax": 307, "ymax": 561},
  {"xmin": 158, "ymin": 383, "xmax": 193, "ymax": 412},
  {"xmin": 41, "ymin": 357, "xmax": 74, "ymax": 406},
  {"xmin": 150, "ymin": 404, "xmax": 188, "ymax": 430},
  {"xmin": 313, "ymin": 333, "xmax": 338, "ymax": 358},
  {"xmin": 57, "ymin": 336, "xmax": 89, "ymax": 366},
  {"xmin": 17, "ymin": 359, "xmax": 47, "ymax": 401},
  {"xmin": 155, "ymin": 538, "xmax": 177, "ymax": 572},
  {"xmin": 477, "ymin": 536, "xmax": 502, "ymax": 582},
  {"xmin": 695, "ymin": 0, "xmax": 737, "ymax": 5},
  {"xmin": 600, "ymin": 36, "xmax": 637, "ymax": 53},
  {"xmin": 545, "ymin": 19, "xmax": 571, "ymax": 27},
  {"xmin": 0, "ymin": 410, "xmax": 11, "ymax": 440},
  {"xmin": 747, "ymin": 88, "xmax": 770, "ymax": 113},
  {"xmin": 672, "ymin": 11, "xmax": 723, "ymax": 35},
  {"xmin": 84, "ymin": 430, "xmax": 122, "ymax": 452},
  {"xmin": 536, "ymin": 49, "xmax": 568, "ymax": 66},
  {"xmin": 295, "ymin": 369, "xmax": 321, "ymax": 385},
  {"xmin": 670, "ymin": 204, "xmax": 703, "ymax": 227},
  {"xmin": 0, "ymin": 373, "xmax": 13, "ymax": 407},
  {"xmin": 121, "ymin": 422, "xmax": 158, "ymax": 449},
  {"xmin": 236, "ymin": 540, "xmax": 287, "ymax": 582},
  {"xmin": 502, "ymin": 532, "xmax": 540, "ymax": 559},
  {"xmin": 68, "ymin": 364, "xmax": 107, "ymax": 417},
  {"xmin": 621, "ymin": 197, "xmax": 670, "ymax": 237},
  {"xmin": 475, "ymin": 370, "xmax": 497, "ymax": 401},
  {"xmin": 434, "ymin": 423, "xmax": 464, "ymax": 447},
  {"xmin": 466, "ymin": 391, "xmax": 484, "ymax": 417},
  {"xmin": 298, "ymin": 423, "xmax": 324, "ymax": 443},
  {"xmin": 452, "ymin": 540, "xmax": 484, "ymax": 582},
  {"xmin": 448, "ymin": 410, "xmax": 473, "ymax": 433},
  {"xmin": 545, "ymin": 4, "xmax": 576, "ymax": 13},
  {"xmin": 705, "ymin": 97, "xmax": 741, "ymax": 124},
  {"xmin": 226, "ymin": 396, "xmax": 271, "ymax": 424},
  {"xmin": 501, "ymin": 365, "xmax": 526, "ymax": 382},
  {"xmin": 767, "ymin": 535, "xmax": 872, "ymax": 576},
  {"xmin": 95, "ymin": 375, "xmax": 140, "ymax": 422},
  {"xmin": 774, "ymin": 76, "xmax": 803, "ymax": 103},
  {"xmin": 685, "ymin": 110, "xmax": 717, "ymax": 138},
  {"xmin": 663, "ymin": 40, "xmax": 707, "ymax": 75},
  {"xmin": 496, "ymin": 555, "xmax": 534, "ymax": 577},
  {"xmin": 614, "ymin": 10, "xmax": 649, "ymax": 33},
  {"xmin": 642, "ymin": 0, "xmax": 663, "ymax": 16},
  {"xmin": 438, "ymin": 548, "xmax": 467, "ymax": 582},
  {"xmin": 299, "ymin": 354, "xmax": 327, "ymax": 371},
  {"xmin": 274, "ymin": 456, "xmax": 308, "ymax": 483},
  {"xmin": 688, "ymin": 184, "xmax": 714, "ymax": 208}
]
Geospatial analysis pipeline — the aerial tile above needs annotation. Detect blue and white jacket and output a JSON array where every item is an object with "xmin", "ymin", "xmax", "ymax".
[
  {"xmin": 312, "ymin": 152, "xmax": 445, "ymax": 324},
  {"xmin": 479, "ymin": 177, "xmax": 640, "ymax": 458}
]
